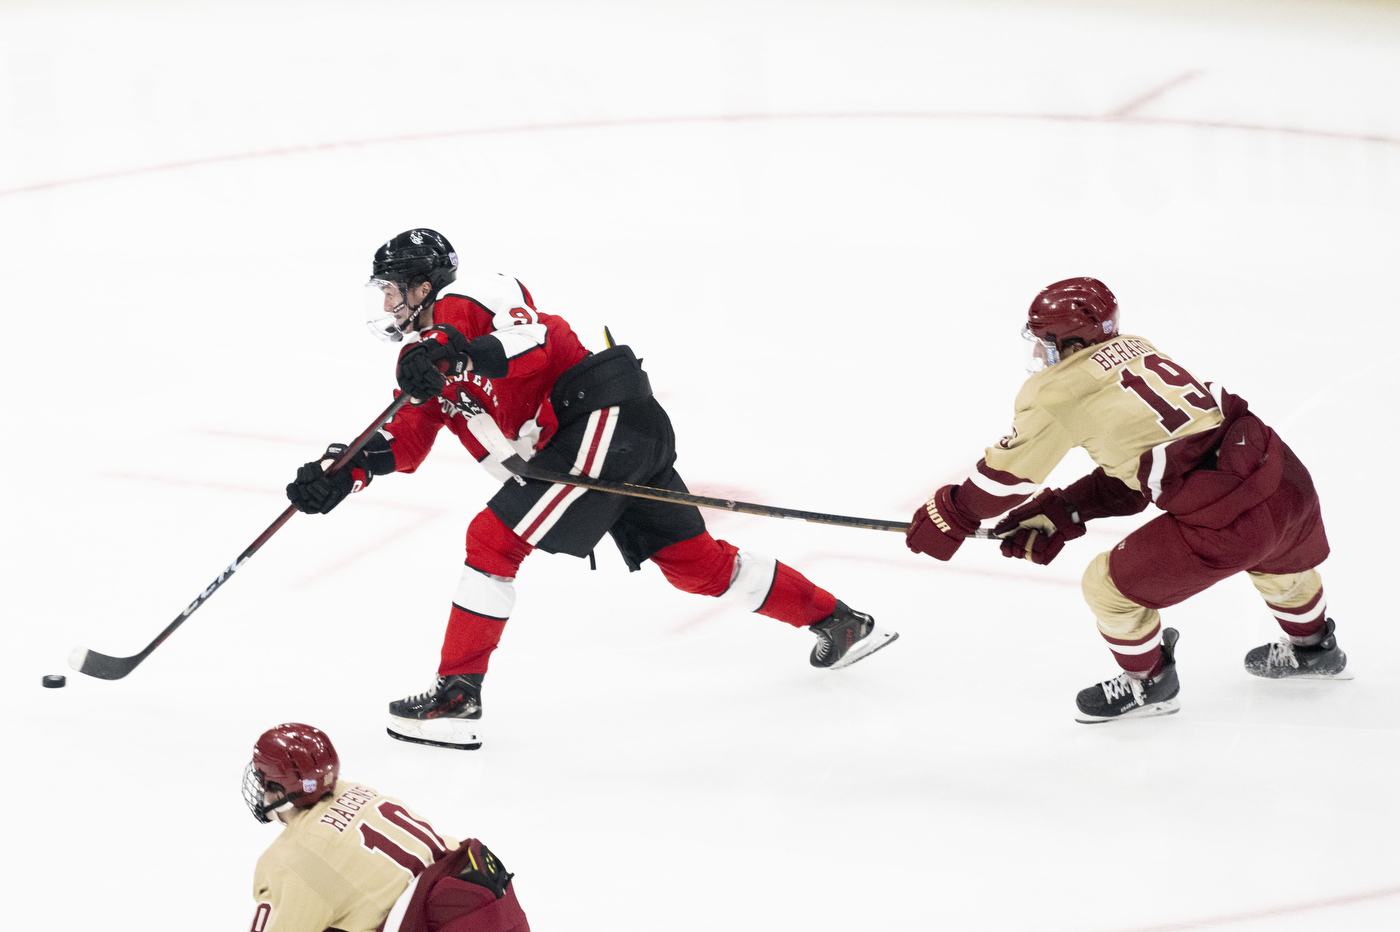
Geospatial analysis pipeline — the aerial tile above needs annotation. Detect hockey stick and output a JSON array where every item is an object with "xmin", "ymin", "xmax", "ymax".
[
  {"xmin": 498, "ymin": 453, "xmax": 999, "ymax": 537},
  {"xmin": 68, "ymin": 393, "xmax": 413, "ymax": 681}
]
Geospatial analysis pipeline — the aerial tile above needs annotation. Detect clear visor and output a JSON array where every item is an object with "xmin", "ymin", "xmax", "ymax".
[
  {"xmin": 1022, "ymin": 324, "xmax": 1059, "ymax": 373},
  {"xmin": 364, "ymin": 278, "xmax": 419, "ymax": 343}
]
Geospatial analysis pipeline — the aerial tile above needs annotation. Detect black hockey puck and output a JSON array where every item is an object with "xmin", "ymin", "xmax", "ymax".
[{"xmin": 42, "ymin": 674, "xmax": 66, "ymax": 688}]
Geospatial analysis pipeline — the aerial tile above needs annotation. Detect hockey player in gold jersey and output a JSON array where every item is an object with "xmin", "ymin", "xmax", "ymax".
[
  {"xmin": 905, "ymin": 278, "xmax": 1349, "ymax": 722},
  {"xmin": 244, "ymin": 723, "xmax": 528, "ymax": 932}
]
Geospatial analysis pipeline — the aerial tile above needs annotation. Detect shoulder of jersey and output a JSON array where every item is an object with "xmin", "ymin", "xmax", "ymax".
[{"xmin": 440, "ymin": 271, "xmax": 527, "ymax": 318}]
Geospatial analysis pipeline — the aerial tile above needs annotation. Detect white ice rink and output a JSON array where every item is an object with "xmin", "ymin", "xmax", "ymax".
[{"xmin": 3, "ymin": 0, "xmax": 1399, "ymax": 928}]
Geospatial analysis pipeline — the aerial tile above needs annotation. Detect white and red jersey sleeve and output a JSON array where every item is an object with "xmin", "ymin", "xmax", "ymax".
[
  {"xmin": 438, "ymin": 272, "xmax": 551, "ymax": 380},
  {"xmin": 378, "ymin": 273, "xmax": 591, "ymax": 483}
]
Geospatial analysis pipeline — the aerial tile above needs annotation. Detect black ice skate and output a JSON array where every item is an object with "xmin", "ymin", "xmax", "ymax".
[
  {"xmin": 1075, "ymin": 628, "xmax": 1181, "ymax": 724},
  {"xmin": 1244, "ymin": 618, "xmax": 1352, "ymax": 680},
  {"xmin": 387, "ymin": 674, "xmax": 483, "ymax": 750},
  {"xmin": 809, "ymin": 601, "xmax": 898, "ymax": 670}
]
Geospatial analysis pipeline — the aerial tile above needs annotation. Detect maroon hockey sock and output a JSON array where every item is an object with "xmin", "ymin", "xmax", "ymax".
[
  {"xmin": 1268, "ymin": 587, "xmax": 1327, "ymax": 645},
  {"xmin": 758, "ymin": 562, "xmax": 837, "ymax": 628},
  {"xmin": 439, "ymin": 606, "xmax": 508, "ymax": 676},
  {"xmin": 1102, "ymin": 623, "xmax": 1164, "ymax": 678}
]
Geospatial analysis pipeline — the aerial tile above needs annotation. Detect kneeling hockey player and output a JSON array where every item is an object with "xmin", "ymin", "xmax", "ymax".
[
  {"xmin": 905, "ymin": 277, "xmax": 1348, "ymax": 722},
  {"xmin": 244, "ymin": 723, "xmax": 528, "ymax": 932},
  {"xmin": 286, "ymin": 229, "xmax": 894, "ymax": 749}
]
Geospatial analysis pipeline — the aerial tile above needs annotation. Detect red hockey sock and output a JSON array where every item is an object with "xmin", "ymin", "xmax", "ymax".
[
  {"xmin": 437, "ymin": 510, "xmax": 534, "ymax": 676},
  {"xmin": 757, "ymin": 562, "xmax": 837, "ymax": 628},
  {"xmin": 650, "ymin": 534, "xmax": 835, "ymax": 627},
  {"xmin": 1102, "ymin": 623, "xmax": 1164, "ymax": 679},
  {"xmin": 650, "ymin": 533, "xmax": 740, "ymax": 596},
  {"xmin": 1268, "ymin": 587, "xmax": 1328, "ymax": 645},
  {"xmin": 439, "ymin": 605, "xmax": 507, "ymax": 676},
  {"xmin": 466, "ymin": 508, "xmax": 534, "ymax": 577}
]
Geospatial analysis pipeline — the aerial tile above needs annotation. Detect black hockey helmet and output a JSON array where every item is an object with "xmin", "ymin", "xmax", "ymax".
[
  {"xmin": 371, "ymin": 228, "xmax": 459, "ymax": 295},
  {"xmin": 366, "ymin": 229, "xmax": 459, "ymax": 341}
]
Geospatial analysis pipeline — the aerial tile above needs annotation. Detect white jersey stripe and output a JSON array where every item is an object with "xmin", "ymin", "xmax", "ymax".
[
  {"xmin": 966, "ymin": 468, "xmax": 1040, "ymax": 497},
  {"xmin": 1145, "ymin": 440, "xmax": 1171, "ymax": 503}
]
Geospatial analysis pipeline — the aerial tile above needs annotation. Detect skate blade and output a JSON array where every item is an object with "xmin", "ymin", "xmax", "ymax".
[
  {"xmin": 1249, "ymin": 670, "xmax": 1355, "ymax": 681},
  {"xmin": 1075, "ymin": 698, "xmax": 1181, "ymax": 724},
  {"xmin": 386, "ymin": 717, "xmax": 482, "ymax": 750},
  {"xmin": 828, "ymin": 627, "xmax": 899, "ymax": 670}
]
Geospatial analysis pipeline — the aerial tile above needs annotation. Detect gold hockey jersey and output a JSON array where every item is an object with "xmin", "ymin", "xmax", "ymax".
[
  {"xmin": 957, "ymin": 335, "xmax": 1224, "ymax": 519},
  {"xmin": 250, "ymin": 781, "xmax": 459, "ymax": 932}
]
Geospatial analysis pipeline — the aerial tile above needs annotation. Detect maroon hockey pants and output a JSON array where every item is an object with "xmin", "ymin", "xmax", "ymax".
[
  {"xmin": 1109, "ymin": 451, "xmax": 1329, "ymax": 611},
  {"xmin": 438, "ymin": 509, "xmax": 836, "ymax": 675},
  {"xmin": 1098, "ymin": 446, "xmax": 1330, "ymax": 674}
]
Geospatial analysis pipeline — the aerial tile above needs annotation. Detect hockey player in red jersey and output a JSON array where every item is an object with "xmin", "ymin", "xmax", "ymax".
[
  {"xmin": 245, "ymin": 723, "xmax": 528, "ymax": 932},
  {"xmin": 286, "ymin": 229, "xmax": 895, "ymax": 749},
  {"xmin": 904, "ymin": 278, "xmax": 1348, "ymax": 722}
]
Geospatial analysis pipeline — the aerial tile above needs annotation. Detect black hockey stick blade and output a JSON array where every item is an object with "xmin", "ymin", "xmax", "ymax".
[
  {"xmin": 499, "ymin": 454, "xmax": 998, "ymax": 537},
  {"xmin": 68, "ymin": 393, "xmax": 412, "ymax": 681}
]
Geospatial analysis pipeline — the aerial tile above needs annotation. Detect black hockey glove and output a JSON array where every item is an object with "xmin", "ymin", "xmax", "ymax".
[
  {"xmin": 286, "ymin": 443, "xmax": 374, "ymax": 515},
  {"xmin": 396, "ymin": 324, "xmax": 473, "ymax": 404}
]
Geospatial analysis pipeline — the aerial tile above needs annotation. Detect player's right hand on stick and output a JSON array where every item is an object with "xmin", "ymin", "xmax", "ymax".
[
  {"xmin": 992, "ymin": 488, "xmax": 1085, "ymax": 564},
  {"xmin": 396, "ymin": 324, "xmax": 472, "ymax": 404},
  {"xmin": 906, "ymin": 485, "xmax": 980, "ymax": 561},
  {"xmin": 286, "ymin": 443, "xmax": 373, "ymax": 515}
]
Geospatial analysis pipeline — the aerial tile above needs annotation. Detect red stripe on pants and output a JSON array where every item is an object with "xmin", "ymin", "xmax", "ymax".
[{"xmin": 520, "ymin": 408, "xmax": 612, "ymax": 540}]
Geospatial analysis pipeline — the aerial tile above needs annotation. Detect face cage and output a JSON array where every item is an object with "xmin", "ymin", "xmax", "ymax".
[
  {"xmin": 1021, "ymin": 324, "xmax": 1060, "ymax": 373},
  {"xmin": 365, "ymin": 278, "xmax": 426, "ymax": 343},
  {"xmin": 242, "ymin": 760, "xmax": 294, "ymax": 824}
]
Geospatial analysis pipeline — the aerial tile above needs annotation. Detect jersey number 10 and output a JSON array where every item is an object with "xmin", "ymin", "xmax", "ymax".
[{"xmin": 357, "ymin": 801, "xmax": 450, "ymax": 876}]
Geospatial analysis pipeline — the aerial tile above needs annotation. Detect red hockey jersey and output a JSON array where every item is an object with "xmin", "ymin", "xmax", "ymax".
[{"xmin": 380, "ymin": 272, "xmax": 591, "ymax": 474}]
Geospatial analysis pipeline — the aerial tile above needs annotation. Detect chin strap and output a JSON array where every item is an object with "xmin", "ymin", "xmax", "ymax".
[
  {"xmin": 255, "ymin": 790, "xmax": 304, "ymax": 823},
  {"xmin": 387, "ymin": 293, "xmax": 437, "ymax": 339}
]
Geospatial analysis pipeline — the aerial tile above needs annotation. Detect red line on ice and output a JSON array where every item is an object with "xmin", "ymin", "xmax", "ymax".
[
  {"xmin": 1105, "ymin": 883, "xmax": 1400, "ymax": 931},
  {"xmin": 4, "ymin": 109, "xmax": 1399, "ymax": 199},
  {"xmin": 1106, "ymin": 70, "xmax": 1204, "ymax": 119}
]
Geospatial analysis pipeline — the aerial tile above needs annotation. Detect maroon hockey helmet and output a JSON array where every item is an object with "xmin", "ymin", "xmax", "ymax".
[
  {"xmin": 1024, "ymin": 277, "xmax": 1119, "ymax": 368},
  {"xmin": 241, "ymin": 723, "xmax": 339, "ymax": 823}
]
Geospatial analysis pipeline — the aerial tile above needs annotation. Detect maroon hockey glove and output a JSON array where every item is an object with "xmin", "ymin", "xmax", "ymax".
[
  {"xmin": 286, "ymin": 443, "xmax": 373, "ymax": 515},
  {"xmin": 396, "ymin": 324, "xmax": 473, "ymax": 404},
  {"xmin": 992, "ymin": 488, "xmax": 1085, "ymax": 565},
  {"xmin": 906, "ymin": 485, "xmax": 980, "ymax": 562}
]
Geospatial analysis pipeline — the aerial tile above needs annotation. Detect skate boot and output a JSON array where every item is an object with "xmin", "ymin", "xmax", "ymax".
[
  {"xmin": 809, "ymin": 601, "xmax": 898, "ymax": 670},
  {"xmin": 1075, "ymin": 628, "xmax": 1181, "ymax": 723},
  {"xmin": 387, "ymin": 674, "xmax": 483, "ymax": 750},
  {"xmin": 1244, "ymin": 618, "xmax": 1352, "ymax": 680}
]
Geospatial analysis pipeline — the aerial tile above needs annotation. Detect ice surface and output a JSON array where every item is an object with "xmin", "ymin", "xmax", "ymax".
[{"xmin": 2, "ymin": 1, "xmax": 1398, "ymax": 929}]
